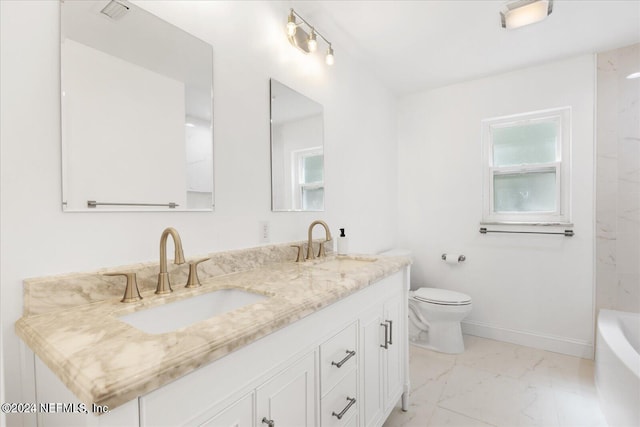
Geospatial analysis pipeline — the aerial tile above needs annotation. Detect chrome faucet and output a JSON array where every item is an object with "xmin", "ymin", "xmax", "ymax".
[
  {"xmin": 307, "ymin": 220, "xmax": 333, "ymax": 260},
  {"xmin": 156, "ymin": 227, "xmax": 185, "ymax": 295}
]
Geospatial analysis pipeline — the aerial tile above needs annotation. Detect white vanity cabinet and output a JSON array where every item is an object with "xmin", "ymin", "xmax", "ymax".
[
  {"xmin": 319, "ymin": 323, "xmax": 359, "ymax": 426},
  {"xmin": 255, "ymin": 350, "xmax": 317, "ymax": 427},
  {"xmin": 382, "ymin": 293, "xmax": 404, "ymax": 409},
  {"xmin": 162, "ymin": 350, "xmax": 317, "ymax": 427},
  {"xmin": 200, "ymin": 392, "xmax": 254, "ymax": 427},
  {"xmin": 200, "ymin": 350, "xmax": 317, "ymax": 427},
  {"xmin": 25, "ymin": 268, "xmax": 408, "ymax": 427},
  {"xmin": 359, "ymin": 293, "xmax": 404, "ymax": 427}
]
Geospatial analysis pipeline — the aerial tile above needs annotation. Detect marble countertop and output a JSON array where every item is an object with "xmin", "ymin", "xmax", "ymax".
[{"xmin": 15, "ymin": 253, "xmax": 409, "ymax": 411}]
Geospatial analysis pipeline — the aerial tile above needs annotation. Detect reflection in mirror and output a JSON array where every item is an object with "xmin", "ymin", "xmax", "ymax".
[
  {"xmin": 270, "ymin": 79, "xmax": 324, "ymax": 211},
  {"xmin": 60, "ymin": 0, "xmax": 213, "ymax": 211}
]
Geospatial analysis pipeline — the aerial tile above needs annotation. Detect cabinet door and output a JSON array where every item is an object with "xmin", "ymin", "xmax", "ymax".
[
  {"xmin": 201, "ymin": 392, "xmax": 254, "ymax": 427},
  {"xmin": 256, "ymin": 351, "xmax": 317, "ymax": 427},
  {"xmin": 383, "ymin": 293, "xmax": 403, "ymax": 409},
  {"xmin": 359, "ymin": 304, "xmax": 384, "ymax": 427}
]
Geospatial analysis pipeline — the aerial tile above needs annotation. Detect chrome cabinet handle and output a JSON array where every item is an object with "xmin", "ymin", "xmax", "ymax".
[
  {"xmin": 332, "ymin": 397, "xmax": 356, "ymax": 420},
  {"xmin": 261, "ymin": 417, "xmax": 275, "ymax": 427},
  {"xmin": 331, "ymin": 350, "xmax": 356, "ymax": 368},
  {"xmin": 387, "ymin": 320, "xmax": 393, "ymax": 345},
  {"xmin": 380, "ymin": 323, "xmax": 389, "ymax": 349}
]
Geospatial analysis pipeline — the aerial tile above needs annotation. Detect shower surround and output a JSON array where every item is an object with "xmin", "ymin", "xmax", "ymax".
[{"xmin": 596, "ymin": 43, "xmax": 640, "ymax": 314}]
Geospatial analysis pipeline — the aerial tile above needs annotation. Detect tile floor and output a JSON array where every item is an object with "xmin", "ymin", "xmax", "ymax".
[{"xmin": 383, "ymin": 335, "xmax": 607, "ymax": 427}]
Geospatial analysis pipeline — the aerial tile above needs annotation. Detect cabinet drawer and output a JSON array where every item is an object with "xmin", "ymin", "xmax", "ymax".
[
  {"xmin": 321, "ymin": 369, "xmax": 357, "ymax": 427},
  {"xmin": 320, "ymin": 322, "xmax": 357, "ymax": 396}
]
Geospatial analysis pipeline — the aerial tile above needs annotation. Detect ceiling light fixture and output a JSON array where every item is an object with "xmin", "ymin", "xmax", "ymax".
[
  {"xmin": 626, "ymin": 72, "xmax": 640, "ymax": 79},
  {"xmin": 500, "ymin": 0, "xmax": 553, "ymax": 29},
  {"xmin": 286, "ymin": 8, "xmax": 334, "ymax": 66}
]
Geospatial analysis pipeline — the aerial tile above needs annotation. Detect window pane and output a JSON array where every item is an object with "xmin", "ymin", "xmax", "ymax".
[
  {"xmin": 492, "ymin": 121, "xmax": 557, "ymax": 166},
  {"xmin": 302, "ymin": 187, "xmax": 323, "ymax": 210},
  {"xmin": 303, "ymin": 154, "xmax": 323, "ymax": 184},
  {"xmin": 494, "ymin": 171, "xmax": 556, "ymax": 212}
]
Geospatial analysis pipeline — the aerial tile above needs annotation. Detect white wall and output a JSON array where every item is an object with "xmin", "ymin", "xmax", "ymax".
[
  {"xmin": 0, "ymin": 1, "xmax": 398, "ymax": 424},
  {"xmin": 398, "ymin": 55, "xmax": 596, "ymax": 357}
]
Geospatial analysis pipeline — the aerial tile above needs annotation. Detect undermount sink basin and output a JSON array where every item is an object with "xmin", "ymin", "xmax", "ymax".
[
  {"xmin": 313, "ymin": 257, "xmax": 376, "ymax": 272},
  {"xmin": 118, "ymin": 289, "xmax": 267, "ymax": 334}
]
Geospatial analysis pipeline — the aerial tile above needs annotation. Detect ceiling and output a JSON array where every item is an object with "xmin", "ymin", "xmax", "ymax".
[{"xmin": 295, "ymin": 0, "xmax": 640, "ymax": 95}]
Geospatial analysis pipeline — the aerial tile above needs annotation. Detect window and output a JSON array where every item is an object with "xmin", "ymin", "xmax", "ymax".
[
  {"xmin": 482, "ymin": 107, "xmax": 571, "ymax": 224},
  {"xmin": 292, "ymin": 148, "xmax": 324, "ymax": 211}
]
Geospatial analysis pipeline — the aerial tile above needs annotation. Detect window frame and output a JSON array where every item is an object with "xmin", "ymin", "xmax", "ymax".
[
  {"xmin": 481, "ymin": 107, "xmax": 571, "ymax": 225},
  {"xmin": 291, "ymin": 147, "xmax": 324, "ymax": 211}
]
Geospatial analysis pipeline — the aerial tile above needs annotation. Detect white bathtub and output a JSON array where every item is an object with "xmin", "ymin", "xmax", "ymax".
[{"xmin": 595, "ymin": 309, "xmax": 640, "ymax": 427}]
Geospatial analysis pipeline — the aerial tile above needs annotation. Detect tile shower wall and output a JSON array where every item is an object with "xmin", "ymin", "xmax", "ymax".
[{"xmin": 596, "ymin": 43, "xmax": 640, "ymax": 314}]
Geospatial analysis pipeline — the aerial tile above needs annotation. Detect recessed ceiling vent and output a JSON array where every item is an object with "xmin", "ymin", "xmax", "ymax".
[{"xmin": 100, "ymin": 0, "xmax": 130, "ymax": 20}]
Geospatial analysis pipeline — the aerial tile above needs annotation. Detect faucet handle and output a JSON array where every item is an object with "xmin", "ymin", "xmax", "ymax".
[
  {"xmin": 291, "ymin": 245, "xmax": 305, "ymax": 262},
  {"xmin": 185, "ymin": 257, "xmax": 210, "ymax": 288},
  {"xmin": 104, "ymin": 272, "xmax": 142, "ymax": 303},
  {"xmin": 306, "ymin": 242, "xmax": 316, "ymax": 260},
  {"xmin": 317, "ymin": 241, "xmax": 328, "ymax": 258}
]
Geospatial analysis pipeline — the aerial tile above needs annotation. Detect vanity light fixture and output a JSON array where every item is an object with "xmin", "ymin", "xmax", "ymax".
[
  {"xmin": 286, "ymin": 8, "xmax": 335, "ymax": 66},
  {"xmin": 500, "ymin": 0, "xmax": 553, "ymax": 29}
]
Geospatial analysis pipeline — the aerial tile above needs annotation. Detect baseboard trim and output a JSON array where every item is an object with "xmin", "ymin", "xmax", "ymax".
[{"xmin": 461, "ymin": 320, "xmax": 594, "ymax": 359}]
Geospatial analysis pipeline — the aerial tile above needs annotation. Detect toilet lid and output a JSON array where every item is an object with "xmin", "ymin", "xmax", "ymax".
[{"xmin": 413, "ymin": 288, "xmax": 471, "ymax": 305}]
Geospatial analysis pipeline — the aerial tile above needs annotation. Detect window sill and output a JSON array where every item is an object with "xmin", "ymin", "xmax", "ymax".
[{"xmin": 480, "ymin": 221, "xmax": 574, "ymax": 227}]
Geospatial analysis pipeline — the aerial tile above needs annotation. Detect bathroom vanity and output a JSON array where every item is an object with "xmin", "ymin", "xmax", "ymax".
[{"xmin": 16, "ymin": 243, "xmax": 410, "ymax": 427}]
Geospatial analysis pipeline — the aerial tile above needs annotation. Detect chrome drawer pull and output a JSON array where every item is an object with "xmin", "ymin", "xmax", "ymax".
[
  {"xmin": 331, "ymin": 350, "xmax": 356, "ymax": 368},
  {"xmin": 380, "ymin": 323, "xmax": 389, "ymax": 349},
  {"xmin": 387, "ymin": 319, "xmax": 393, "ymax": 345},
  {"xmin": 332, "ymin": 397, "xmax": 356, "ymax": 420},
  {"xmin": 261, "ymin": 417, "xmax": 275, "ymax": 427}
]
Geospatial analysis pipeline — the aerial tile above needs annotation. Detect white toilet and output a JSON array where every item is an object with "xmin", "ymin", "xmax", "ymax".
[
  {"xmin": 409, "ymin": 287, "xmax": 472, "ymax": 354},
  {"xmin": 381, "ymin": 249, "xmax": 472, "ymax": 354}
]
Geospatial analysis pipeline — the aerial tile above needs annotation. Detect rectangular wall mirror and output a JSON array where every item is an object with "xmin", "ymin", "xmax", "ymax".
[
  {"xmin": 270, "ymin": 79, "xmax": 324, "ymax": 212},
  {"xmin": 60, "ymin": 0, "xmax": 214, "ymax": 212}
]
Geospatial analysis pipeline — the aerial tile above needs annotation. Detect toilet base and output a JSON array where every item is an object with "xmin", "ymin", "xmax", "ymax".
[{"xmin": 409, "ymin": 320, "xmax": 466, "ymax": 354}]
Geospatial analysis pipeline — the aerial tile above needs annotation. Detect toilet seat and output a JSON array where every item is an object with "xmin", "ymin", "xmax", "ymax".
[{"xmin": 413, "ymin": 288, "xmax": 471, "ymax": 306}]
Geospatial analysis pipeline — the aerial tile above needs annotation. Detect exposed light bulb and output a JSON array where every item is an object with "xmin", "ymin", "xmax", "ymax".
[
  {"xmin": 308, "ymin": 29, "xmax": 317, "ymax": 52},
  {"xmin": 286, "ymin": 11, "xmax": 297, "ymax": 37},
  {"xmin": 325, "ymin": 46, "xmax": 334, "ymax": 66}
]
